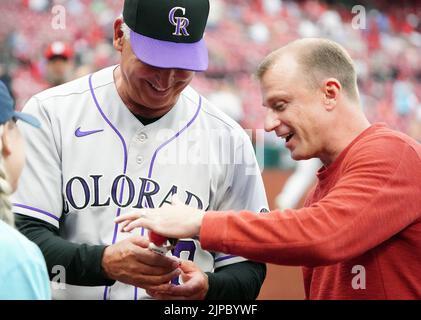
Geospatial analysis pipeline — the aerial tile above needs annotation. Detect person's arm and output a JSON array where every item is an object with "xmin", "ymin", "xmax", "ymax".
[
  {"xmin": 201, "ymin": 138, "xmax": 421, "ymax": 266},
  {"xmin": 14, "ymin": 214, "xmax": 115, "ymax": 286},
  {"xmin": 205, "ymin": 261, "xmax": 266, "ymax": 300}
]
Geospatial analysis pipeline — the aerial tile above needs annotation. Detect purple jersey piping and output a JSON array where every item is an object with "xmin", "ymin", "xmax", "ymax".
[
  {"xmin": 147, "ymin": 96, "xmax": 202, "ymax": 181},
  {"xmin": 12, "ymin": 203, "xmax": 60, "ymax": 221},
  {"xmin": 88, "ymin": 73, "xmax": 128, "ymax": 300},
  {"xmin": 134, "ymin": 95, "xmax": 202, "ymax": 300}
]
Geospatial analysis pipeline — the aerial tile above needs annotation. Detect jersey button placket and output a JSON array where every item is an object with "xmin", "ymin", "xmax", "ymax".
[
  {"xmin": 138, "ymin": 132, "xmax": 147, "ymax": 143},
  {"xmin": 136, "ymin": 155, "xmax": 144, "ymax": 165}
]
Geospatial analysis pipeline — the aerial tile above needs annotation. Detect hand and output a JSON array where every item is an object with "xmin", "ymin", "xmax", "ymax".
[
  {"xmin": 101, "ymin": 236, "xmax": 181, "ymax": 290},
  {"xmin": 146, "ymin": 261, "xmax": 209, "ymax": 300},
  {"xmin": 114, "ymin": 196, "xmax": 205, "ymax": 239}
]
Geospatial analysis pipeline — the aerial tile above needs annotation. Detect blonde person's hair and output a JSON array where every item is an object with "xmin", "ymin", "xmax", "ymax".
[{"xmin": 0, "ymin": 125, "xmax": 14, "ymax": 226}]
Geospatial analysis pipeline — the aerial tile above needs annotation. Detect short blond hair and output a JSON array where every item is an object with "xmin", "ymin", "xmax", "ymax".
[{"xmin": 257, "ymin": 38, "xmax": 359, "ymax": 101}]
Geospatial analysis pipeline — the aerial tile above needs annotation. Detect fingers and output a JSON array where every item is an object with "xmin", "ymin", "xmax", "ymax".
[
  {"xmin": 164, "ymin": 282, "xmax": 197, "ymax": 297},
  {"xmin": 146, "ymin": 286, "xmax": 204, "ymax": 300},
  {"xmin": 130, "ymin": 241, "xmax": 180, "ymax": 269},
  {"xmin": 105, "ymin": 236, "xmax": 184, "ymax": 290},
  {"xmin": 124, "ymin": 218, "xmax": 152, "ymax": 232},
  {"xmin": 179, "ymin": 260, "xmax": 196, "ymax": 272},
  {"xmin": 165, "ymin": 261, "xmax": 208, "ymax": 298},
  {"xmin": 146, "ymin": 289, "xmax": 190, "ymax": 300},
  {"xmin": 128, "ymin": 236, "xmax": 149, "ymax": 248},
  {"xmin": 146, "ymin": 282, "xmax": 174, "ymax": 292},
  {"xmin": 164, "ymin": 275, "xmax": 201, "ymax": 296},
  {"xmin": 114, "ymin": 210, "xmax": 144, "ymax": 224},
  {"xmin": 132, "ymin": 262, "xmax": 179, "ymax": 276},
  {"xmin": 134, "ymin": 268, "xmax": 181, "ymax": 289},
  {"xmin": 148, "ymin": 266, "xmax": 205, "ymax": 297},
  {"xmin": 115, "ymin": 210, "xmax": 154, "ymax": 232},
  {"xmin": 118, "ymin": 219, "xmax": 132, "ymax": 233},
  {"xmin": 114, "ymin": 211, "xmax": 140, "ymax": 223}
]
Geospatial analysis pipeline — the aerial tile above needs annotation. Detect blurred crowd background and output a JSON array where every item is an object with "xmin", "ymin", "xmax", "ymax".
[{"xmin": 1, "ymin": 0, "xmax": 420, "ymax": 170}]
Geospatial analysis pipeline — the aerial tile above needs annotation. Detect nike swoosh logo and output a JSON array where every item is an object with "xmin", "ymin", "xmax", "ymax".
[{"xmin": 75, "ymin": 127, "xmax": 104, "ymax": 138}]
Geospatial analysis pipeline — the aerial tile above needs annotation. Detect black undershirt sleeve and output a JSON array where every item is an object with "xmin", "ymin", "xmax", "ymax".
[
  {"xmin": 14, "ymin": 214, "xmax": 266, "ymax": 299},
  {"xmin": 205, "ymin": 261, "xmax": 267, "ymax": 300}
]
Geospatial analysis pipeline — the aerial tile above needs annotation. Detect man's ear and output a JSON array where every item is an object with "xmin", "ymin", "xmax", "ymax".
[
  {"xmin": 322, "ymin": 78, "xmax": 341, "ymax": 111},
  {"xmin": 113, "ymin": 18, "xmax": 125, "ymax": 52}
]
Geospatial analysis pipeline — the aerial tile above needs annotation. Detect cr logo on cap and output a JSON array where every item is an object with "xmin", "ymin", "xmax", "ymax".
[{"xmin": 169, "ymin": 7, "xmax": 190, "ymax": 37}]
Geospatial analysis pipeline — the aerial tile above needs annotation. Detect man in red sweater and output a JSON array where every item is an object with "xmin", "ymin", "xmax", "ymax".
[{"xmin": 116, "ymin": 38, "xmax": 421, "ymax": 299}]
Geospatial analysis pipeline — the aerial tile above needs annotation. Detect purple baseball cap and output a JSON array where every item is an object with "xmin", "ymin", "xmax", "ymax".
[{"xmin": 123, "ymin": 0, "xmax": 210, "ymax": 72}]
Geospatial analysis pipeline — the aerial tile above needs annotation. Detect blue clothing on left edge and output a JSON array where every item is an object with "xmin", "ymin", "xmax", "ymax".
[{"xmin": 0, "ymin": 220, "xmax": 51, "ymax": 299}]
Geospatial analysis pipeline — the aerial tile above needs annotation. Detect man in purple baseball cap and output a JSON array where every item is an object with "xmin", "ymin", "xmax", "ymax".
[{"xmin": 111, "ymin": 0, "xmax": 211, "ymax": 119}]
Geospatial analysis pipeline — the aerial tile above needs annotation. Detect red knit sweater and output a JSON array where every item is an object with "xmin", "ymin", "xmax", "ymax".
[{"xmin": 201, "ymin": 124, "xmax": 421, "ymax": 299}]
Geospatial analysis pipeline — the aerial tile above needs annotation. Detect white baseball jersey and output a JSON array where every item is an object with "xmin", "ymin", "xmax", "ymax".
[{"xmin": 12, "ymin": 65, "xmax": 268, "ymax": 300}]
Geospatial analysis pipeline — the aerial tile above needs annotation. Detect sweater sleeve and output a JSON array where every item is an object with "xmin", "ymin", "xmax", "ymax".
[{"xmin": 200, "ymin": 139, "xmax": 421, "ymax": 267}]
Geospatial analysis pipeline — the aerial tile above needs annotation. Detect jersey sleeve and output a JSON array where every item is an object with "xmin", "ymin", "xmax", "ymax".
[
  {"xmin": 11, "ymin": 97, "xmax": 63, "ymax": 228},
  {"xmin": 211, "ymin": 129, "xmax": 269, "ymax": 268}
]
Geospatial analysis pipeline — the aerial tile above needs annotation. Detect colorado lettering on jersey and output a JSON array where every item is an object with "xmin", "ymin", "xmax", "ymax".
[{"xmin": 63, "ymin": 175, "xmax": 204, "ymax": 213}]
